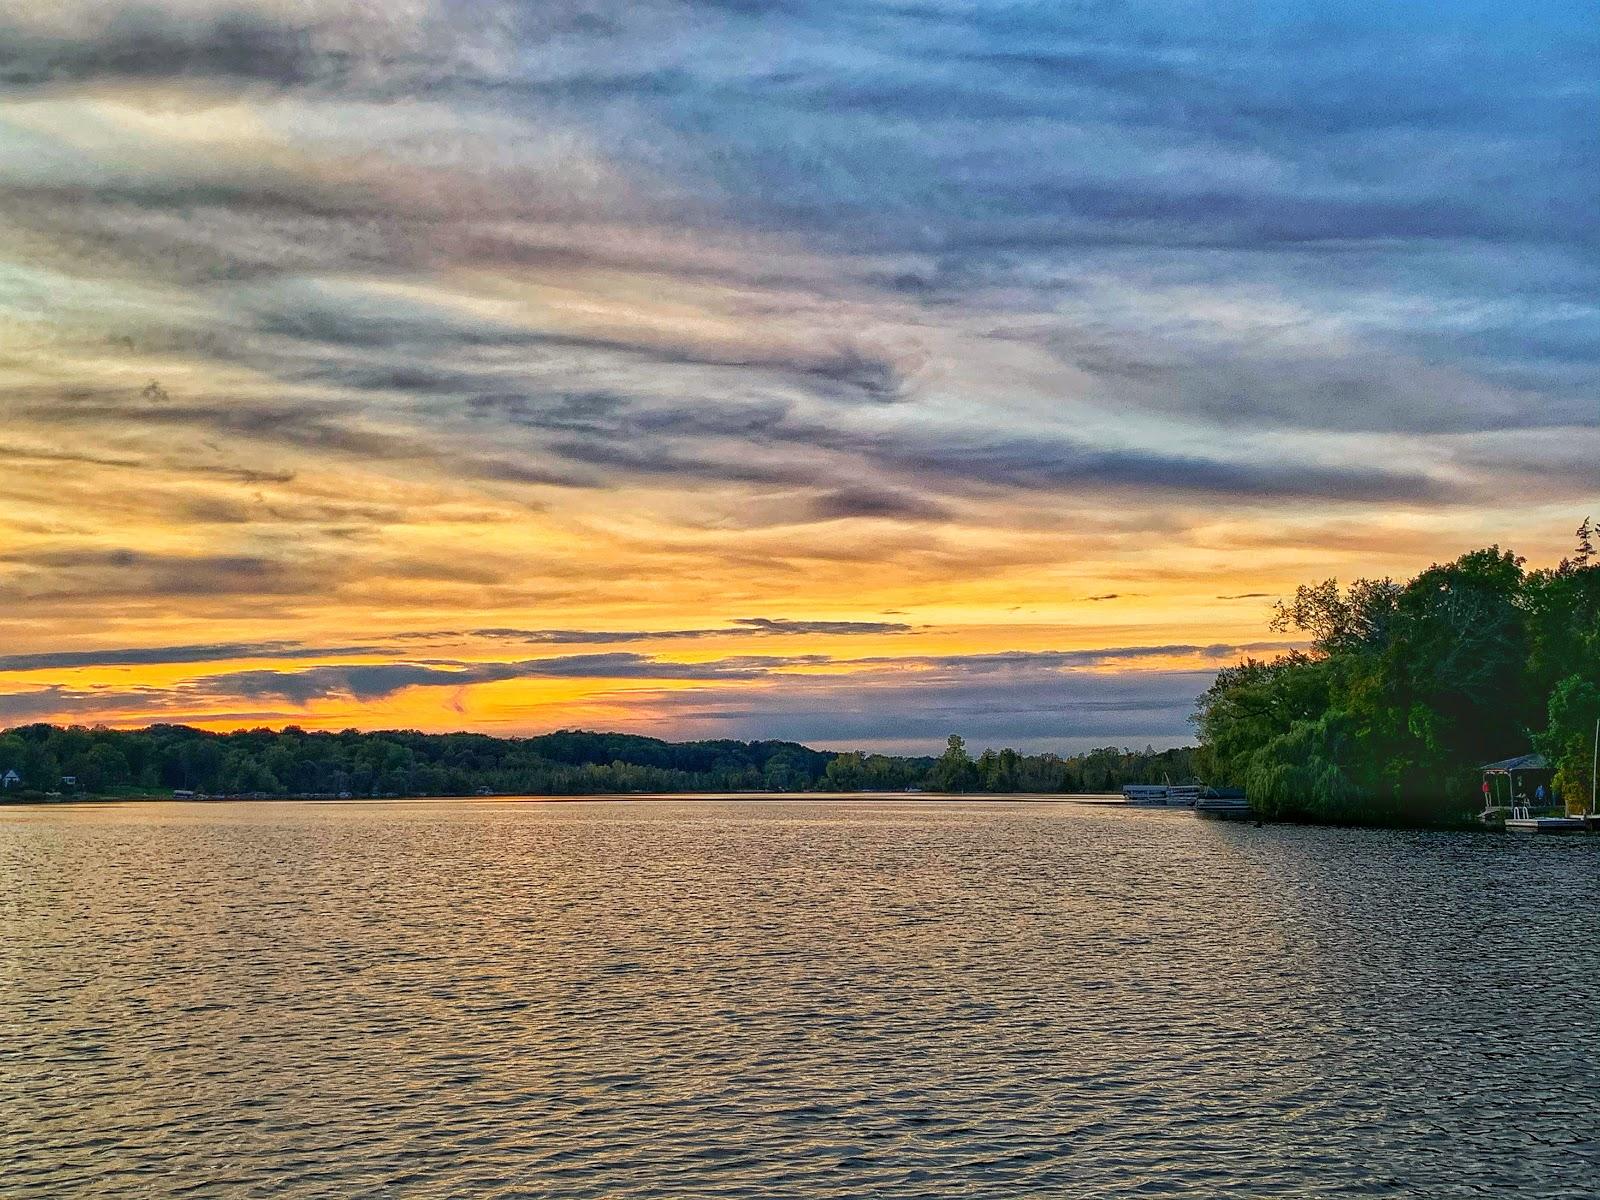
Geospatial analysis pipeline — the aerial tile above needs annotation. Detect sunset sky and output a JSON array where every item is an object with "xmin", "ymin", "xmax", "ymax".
[{"xmin": 0, "ymin": 1, "xmax": 1595, "ymax": 752}]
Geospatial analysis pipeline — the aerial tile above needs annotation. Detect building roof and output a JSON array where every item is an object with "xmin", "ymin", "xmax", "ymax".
[{"xmin": 1481, "ymin": 753, "xmax": 1550, "ymax": 773}]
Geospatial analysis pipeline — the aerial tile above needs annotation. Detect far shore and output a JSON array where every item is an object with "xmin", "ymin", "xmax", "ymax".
[
  {"xmin": 3, "ymin": 790, "xmax": 1133, "ymax": 807},
  {"xmin": 2, "ymin": 791, "xmax": 1510, "ymax": 832}
]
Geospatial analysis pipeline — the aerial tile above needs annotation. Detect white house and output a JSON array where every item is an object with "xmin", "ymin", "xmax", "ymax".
[{"xmin": 1, "ymin": 769, "xmax": 20, "ymax": 789}]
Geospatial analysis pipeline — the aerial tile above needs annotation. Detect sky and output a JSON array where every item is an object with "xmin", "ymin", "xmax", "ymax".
[{"xmin": 0, "ymin": 0, "xmax": 1595, "ymax": 753}]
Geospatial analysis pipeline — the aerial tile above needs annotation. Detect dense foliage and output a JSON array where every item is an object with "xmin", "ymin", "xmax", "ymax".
[
  {"xmin": 1194, "ymin": 523, "xmax": 1600, "ymax": 823},
  {"xmin": 0, "ymin": 726, "xmax": 835, "ymax": 798},
  {"xmin": 823, "ymin": 735, "xmax": 1196, "ymax": 794},
  {"xmin": 0, "ymin": 724, "xmax": 1195, "ymax": 800}
]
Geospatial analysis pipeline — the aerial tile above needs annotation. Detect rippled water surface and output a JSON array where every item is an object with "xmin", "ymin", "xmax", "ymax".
[{"xmin": 5, "ymin": 798, "xmax": 1600, "ymax": 1197}]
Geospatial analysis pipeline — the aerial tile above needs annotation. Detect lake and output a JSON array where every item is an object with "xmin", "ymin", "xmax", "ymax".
[{"xmin": 4, "ymin": 797, "xmax": 1599, "ymax": 1197}]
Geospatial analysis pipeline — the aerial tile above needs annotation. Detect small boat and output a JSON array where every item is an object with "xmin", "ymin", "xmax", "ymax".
[
  {"xmin": 1120, "ymin": 784, "xmax": 1202, "ymax": 807},
  {"xmin": 1194, "ymin": 787, "xmax": 1251, "ymax": 820},
  {"xmin": 1120, "ymin": 784, "xmax": 1169, "ymax": 804}
]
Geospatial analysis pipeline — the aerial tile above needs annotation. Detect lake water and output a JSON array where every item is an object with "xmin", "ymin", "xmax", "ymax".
[{"xmin": 4, "ymin": 797, "xmax": 1599, "ymax": 1197}]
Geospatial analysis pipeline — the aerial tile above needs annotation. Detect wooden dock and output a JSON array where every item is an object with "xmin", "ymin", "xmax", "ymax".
[{"xmin": 1505, "ymin": 815, "xmax": 1588, "ymax": 834}]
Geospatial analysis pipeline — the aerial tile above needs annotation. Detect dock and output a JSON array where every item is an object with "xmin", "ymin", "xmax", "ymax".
[
  {"xmin": 1481, "ymin": 747, "xmax": 1600, "ymax": 833},
  {"xmin": 1498, "ymin": 804, "xmax": 1600, "ymax": 834},
  {"xmin": 1505, "ymin": 814, "xmax": 1588, "ymax": 834}
]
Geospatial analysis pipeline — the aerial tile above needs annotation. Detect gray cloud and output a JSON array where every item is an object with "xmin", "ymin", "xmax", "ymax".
[
  {"xmin": 0, "ymin": 11, "xmax": 326, "ymax": 88},
  {"xmin": 0, "ymin": 548, "xmax": 306, "ymax": 600},
  {"xmin": 805, "ymin": 486, "xmax": 950, "ymax": 523},
  {"xmin": 843, "ymin": 644, "xmax": 1300, "ymax": 673},
  {"xmin": 469, "ymin": 388, "xmax": 1460, "ymax": 504},
  {"xmin": 0, "ymin": 641, "xmax": 379, "ymax": 673},
  {"xmin": 405, "ymin": 617, "xmax": 915, "ymax": 644},
  {"xmin": 0, "ymin": 620, "xmax": 922, "ymax": 679},
  {"xmin": 196, "ymin": 652, "xmax": 824, "ymax": 704},
  {"xmin": 8, "ymin": 386, "xmax": 602, "ymax": 491},
  {"xmin": 729, "ymin": 618, "xmax": 914, "ymax": 636}
]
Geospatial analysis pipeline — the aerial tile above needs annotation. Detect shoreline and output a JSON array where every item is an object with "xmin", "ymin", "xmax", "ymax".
[
  {"xmin": 1, "ymin": 790, "xmax": 1126, "ymax": 807},
  {"xmin": 0, "ymin": 791, "xmax": 1517, "ymax": 833}
]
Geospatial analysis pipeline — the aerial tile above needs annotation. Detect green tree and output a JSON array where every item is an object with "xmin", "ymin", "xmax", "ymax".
[
  {"xmin": 1536, "ymin": 676, "xmax": 1600, "ymax": 813},
  {"xmin": 933, "ymin": 734, "xmax": 978, "ymax": 792},
  {"xmin": 1196, "ymin": 529, "xmax": 1600, "ymax": 823},
  {"xmin": 823, "ymin": 752, "xmax": 868, "ymax": 791}
]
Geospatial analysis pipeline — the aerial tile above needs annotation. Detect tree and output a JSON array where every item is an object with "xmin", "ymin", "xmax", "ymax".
[
  {"xmin": 1576, "ymin": 517, "xmax": 1595, "ymax": 568},
  {"xmin": 823, "ymin": 752, "xmax": 868, "ymax": 791},
  {"xmin": 1196, "ymin": 530, "xmax": 1600, "ymax": 823},
  {"xmin": 933, "ymin": 734, "xmax": 978, "ymax": 792},
  {"xmin": 1272, "ymin": 577, "xmax": 1400, "ymax": 657},
  {"xmin": 1537, "ymin": 676, "xmax": 1600, "ymax": 813}
]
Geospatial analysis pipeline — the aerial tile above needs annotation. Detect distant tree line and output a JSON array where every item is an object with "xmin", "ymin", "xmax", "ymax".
[
  {"xmin": 1194, "ymin": 522, "xmax": 1600, "ymax": 824},
  {"xmin": 823, "ymin": 735, "xmax": 1195, "ymax": 794},
  {"xmin": 0, "ymin": 723, "xmax": 1196, "ymax": 800},
  {"xmin": 0, "ymin": 726, "xmax": 834, "ymax": 798}
]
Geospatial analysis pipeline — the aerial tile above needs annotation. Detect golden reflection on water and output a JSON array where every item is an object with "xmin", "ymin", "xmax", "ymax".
[{"xmin": 3, "ymin": 798, "xmax": 1599, "ymax": 1197}]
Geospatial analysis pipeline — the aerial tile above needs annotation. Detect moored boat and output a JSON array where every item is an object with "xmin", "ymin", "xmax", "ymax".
[
  {"xmin": 1120, "ymin": 783, "xmax": 1203, "ymax": 806},
  {"xmin": 1120, "ymin": 784, "xmax": 1171, "ymax": 805},
  {"xmin": 1194, "ymin": 787, "xmax": 1251, "ymax": 820}
]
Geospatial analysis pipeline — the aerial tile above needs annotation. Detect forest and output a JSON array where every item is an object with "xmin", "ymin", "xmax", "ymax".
[
  {"xmin": 1193, "ymin": 522, "xmax": 1600, "ymax": 824},
  {"xmin": 0, "ymin": 723, "xmax": 1195, "ymax": 801}
]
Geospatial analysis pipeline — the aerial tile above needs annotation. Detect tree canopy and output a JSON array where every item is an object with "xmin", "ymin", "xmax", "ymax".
[
  {"xmin": 1194, "ymin": 523, "xmax": 1600, "ymax": 823},
  {"xmin": 0, "ymin": 723, "xmax": 1195, "ymax": 801}
]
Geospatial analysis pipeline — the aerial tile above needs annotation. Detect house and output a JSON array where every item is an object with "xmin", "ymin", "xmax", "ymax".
[{"xmin": 1, "ymin": 769, "xmax": 20, "ymax": 789}]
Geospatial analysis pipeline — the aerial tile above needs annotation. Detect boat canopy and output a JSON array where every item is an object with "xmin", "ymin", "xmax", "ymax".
[{"xmin": 1480, "ymin": 753, "xmax": 1550, "ymax": 774}]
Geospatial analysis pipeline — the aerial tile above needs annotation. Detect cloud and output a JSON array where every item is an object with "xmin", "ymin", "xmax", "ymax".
[
  {"xmin": 8, "ymin": 387, "xmax": 602, "ymax": 491},
  {"xmin": 0, "ymin": 640, "xmax": 379, "ymax": 673},
  {"xmin": 729, "ymin": 617, "xmax": 915, "ymax": 636},
  {"xmin": 805, "ymin": 486, "xmax": 950, "ymax": 523},
  {"xmin": 0, "ymin": 548, "xmax": 307, "ymax": 600},
  {"xmin": 842, "ymin": 644, "xmax": 1300, "ymax": 673},
  {"xmin": 403, "ymin": 617, "xmax": 915, "ymax": 644},
  {"xmin": 466, "ymin": 387, "xmax": 1462, "ymax": 504},
  {"xmin": 0, "ymin": 10, "xmax": 325, "ymax": 88},
  {"xmin": 194, "ymin": 652, "xmax": 825, "ymax": 704},
  {"xmin": 0, "ymin": 1, "xmax": 521, "ymax": 93},
  {"xmin": 0, "ymin": 683, "xmax": 189, "ymax": 722}
]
